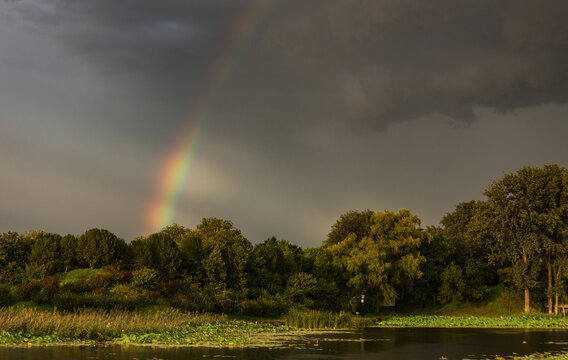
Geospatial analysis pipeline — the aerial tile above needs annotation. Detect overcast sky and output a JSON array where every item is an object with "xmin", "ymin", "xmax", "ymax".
[{"xmin": 1, "ymin": 0, "xmax": 567, "ymax": 247}]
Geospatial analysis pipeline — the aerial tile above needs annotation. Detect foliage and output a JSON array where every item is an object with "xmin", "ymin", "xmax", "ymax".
[
  {"xmin": 437, "ymin": 263, "xmax": 465, "ymax": 304},
  {"xmin": 246, "ymin": 237, "xmax": 302, "ymax": 296},
  {"xmin": 196, "ymin": 218, "xmax": 252, "ymax": 301},
  {"xmin": 324, "ymin": 209, "xmax": 374, "ymax": 247},
  {"xmin": 131, "ymin": 268, "xmax": 159, "ymax": 291},
  {"xmin": 78, "ymin": 228, "xmax": 126, "ymax": 269},
  {"xmin": 0, "ymin": 232, "xmax": 28, "ymax": 285},
  {"xmin": 0, "ymin": 164, "xmax": 567, "ymax": 318},
  {"xmin": 60, "ymin": 234, "xmax": 79, "ymax": 271},
  {"xmin": 15, "ymin": 281, "xmax": 41, "ymax": 301},
  {"xmin": 27, "ymin": 231, "xmax": 61, "ymax": 275},
  {"xmin": 327, "ymin": 209, "xmax": 424, "ymax": 311},
  {"xmin": 133, "ymin": 233, "xmax": 182, "ymax": 280},
  {"xmin": 484, "ymin": 165, "xmax": 568, "ymax": 313}
]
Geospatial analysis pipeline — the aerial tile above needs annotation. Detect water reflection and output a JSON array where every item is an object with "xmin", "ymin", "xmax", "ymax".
[{"xmin": 1, "ymin": 328, "xmax": 568, "ymax": 360}]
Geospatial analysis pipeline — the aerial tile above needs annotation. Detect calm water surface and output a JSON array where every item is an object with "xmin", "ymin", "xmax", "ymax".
[{"xmin": 2, "ymin": 328, "xmax": 568, "ymax": 360}]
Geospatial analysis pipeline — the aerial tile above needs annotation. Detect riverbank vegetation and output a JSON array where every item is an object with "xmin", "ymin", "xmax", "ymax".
[
  {"xmin": 0, "ymin": 164, "xmax": 567, "ymax": 323},
  {"xmin": 0, "ymin": 307, "xmax": 296, "ymax": 345},
  {"xmin": 378, "ymin": 314, "xmax": 568, "ymax": 328}
]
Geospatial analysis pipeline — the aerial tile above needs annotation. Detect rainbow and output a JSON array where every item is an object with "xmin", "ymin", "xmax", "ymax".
[{"xmin": 143, "ymin": 0, "xmax": 270, "ymax": 235}]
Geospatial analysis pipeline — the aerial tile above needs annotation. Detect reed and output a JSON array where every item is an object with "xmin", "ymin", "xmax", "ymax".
[
  {"xmin": 284, "ymin": 308, "xmax": 373, "ymax": 329},
  {"xmin": 0, "ymin": 307, "xmax": 224, "ymax": 339}
]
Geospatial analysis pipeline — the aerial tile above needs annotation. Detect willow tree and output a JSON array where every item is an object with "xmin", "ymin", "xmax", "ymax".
[
  {"xmin": 485, "ymin": 165, "xmax": 568, "ymax": 313},
  {"xmin": 327, "ymin": 209, "xmax": 424, "ymax": 312}
]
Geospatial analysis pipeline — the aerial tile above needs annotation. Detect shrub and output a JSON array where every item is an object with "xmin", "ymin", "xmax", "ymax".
[
  {"xmin": 438, "ymin": 263, "xmax": 465, "ymax": 304},
  {"xmin": 15, "ymin": 281, "xmax": 42, "ymax": 301},
  {"xmin": 0, "ymin": 286, "xmax": 12, "ymax": 306},
  {"xmin": 42, "ymin": 276, "xmax": 60, "ymax": 298},
  {"xmin": 159, "ymin": 279, "xmax": 182, "ymax": 297},
  {"xmin": 242, "ymin": 290, "xmax": 288, "ymax": 316},
  {"xmin": 60, "ymin": 275, "xmax": 90, "ymax": 294},
  {"xmin": 90, "ymin": 273, "xmax": 113, "ymax": 289},
  {"xmin": 131, "ymin": 268, "xmax": 158, "ymax": 291}
]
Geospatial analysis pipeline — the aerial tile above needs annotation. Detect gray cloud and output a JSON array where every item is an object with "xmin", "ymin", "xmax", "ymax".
[
  {"xmin": 1, "ymin": 0, "xmax": 568, "ymax": 245},
  {"xmin": 8, "ymin": 0, "xmax": 568, "ymax": 135},
  {"xmin": 264, "ymin": 0, "xmax": 568, "ymax": 129}
]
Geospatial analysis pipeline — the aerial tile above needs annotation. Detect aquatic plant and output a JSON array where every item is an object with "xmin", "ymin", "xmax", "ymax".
[{"xmin": 377, "ymin": 315, "xmax": 568, "ymax": 328}]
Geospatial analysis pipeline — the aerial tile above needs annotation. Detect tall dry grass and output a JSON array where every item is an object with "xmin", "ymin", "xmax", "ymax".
[
  {"xmin": 284, "ymin": 308, "xmax": 373, "ymax": 329},
  {"xmin": 0, "ymin": 307, "xmax": 225, "ymax": 339}
]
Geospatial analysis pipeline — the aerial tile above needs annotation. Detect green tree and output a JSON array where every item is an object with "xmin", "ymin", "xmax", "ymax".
[
  {"xmin": 60, "ymin": 234, "xmax": 79, "ymax": 272},
  {"xmin": 0, "ymin": 232, "xmax": 29, "ymax": 284},
  {"xmin": 327, "ymin": 209, "xmax": 424, "ymax": 312},
  {"xmin": 78, "ymin": 228, "xmax": 126, "ymax": 268},
  {"xmin": 484, "ymin": 165, "xmax": 568, "ymax": 313},
  {"xmin": 195, "ymin": 218, "xmax": 252, "ymax": 304},
  {"xmin": 324, "ymin": 210, "xmax": 373, "ymax": 247},
  {"xmin": 246, "ymin": 237, "xmax": 302, "ymax": 296},
  {"xmin": 147, "ymin": 232, "xmax": 183, "ymax": 280},
  {"xmin": 130, "ymin": 237, "xmax": 153, "ymax": 270},
  {"xmin": 404, "ymin": 226, "xmax": 454, "ymax": 306},
  {"xmin": 27, "ymin": 231, "xmax": 61, "ymax": 275},
  {"xmin": 302, "ymin": 247, "xmax": 343, "ymax": 310},
  {"xmin": 538, "ymin": 165, "xmax": 568, "ymax": 313},
  {"xmin": 437, "ymin": 263, "xmax": 465, "ymax": 304},
  {"xmin": 441, "ymin": 201, "xmax": 496, "ymax": 301}
]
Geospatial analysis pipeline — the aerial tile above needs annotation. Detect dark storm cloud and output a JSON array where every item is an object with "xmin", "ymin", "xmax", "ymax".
[
  {"xmin": 263, "ymin": 0, "xmax": 568, "ymax": 130},
  {"xmin": 9, "ymin": 0, "xmax": 568, "ymax": 134},
  {"xmin": 7, "ymin": 0, "xmax": 246, "ymax": 137},
  {"xmin": 2, "ymin": 0, "xmax": 568, "ymax": 245}
]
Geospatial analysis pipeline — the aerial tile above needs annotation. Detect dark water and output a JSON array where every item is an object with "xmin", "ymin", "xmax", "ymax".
[{"xmin": 2, "ymin": 328, "xmax": 568, "ymax": 360}]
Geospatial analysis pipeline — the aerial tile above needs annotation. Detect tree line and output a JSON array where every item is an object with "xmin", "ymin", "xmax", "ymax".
[{"xmin": 0, "ymin": 164, "xmax": 566, "ymax": 315}]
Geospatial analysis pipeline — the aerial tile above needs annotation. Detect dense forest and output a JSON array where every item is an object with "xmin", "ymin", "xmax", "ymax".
[{"xmin": 1, "ymin": 164, "xmax": 567, "ymax": 316}]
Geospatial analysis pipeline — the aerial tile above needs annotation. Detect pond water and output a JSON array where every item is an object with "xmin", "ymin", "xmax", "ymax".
[{"xmin": 1, "ymin": 328, "xmax": 568, "ymax": 360}]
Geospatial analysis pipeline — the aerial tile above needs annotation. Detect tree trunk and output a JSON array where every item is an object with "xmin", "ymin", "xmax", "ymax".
[
  {"xmin": 555, "ymin": 268, "xmax": 561, "ymax": 316},
  {"xmin": 548, "ymin": 250, "xmax": 553, "ymax": 314},
  {"xmin": 524, "ymin": 288, "xmax": 530, "ymax": 314},
  {"xmin": 523, "ymin": 252, "xmax": 530, "ymax": 314}
]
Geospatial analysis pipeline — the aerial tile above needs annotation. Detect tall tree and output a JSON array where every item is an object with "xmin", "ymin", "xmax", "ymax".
[
  {"xmin": 441, "ymin": 200, "xmax": 496, "ymax": 301},
  {"xmin": 146, "ymin": 232, "xmax": 183, "ymax": 279},
  {"xmin": 0, "ymin": 232, "xmax": 28, "ymax": 284},
  {"xmin": 195, "ymin": 218, "xmax": 252, "ymax": 300},
  {"xmin": 78, "ymin": 228, "xmax": 126, "ymax": 268},
  {"xmin": 246, "ymin": 237, "xmax": 302, "ymax": 296},
  {"xmin": 60, "ymin": 234, "xmax": 79, "ymax": 272},
  {"xmin": 324, "ymin": 210, "xmax": 373, "ymax": 247},
  {"xmin": 327, "ymin": 209, "xmax": 424, "ymax": 311},
  {"xmin": 484, "ymin": 165, "xmax": 567, "ymax": 313},
  {"xmin": 27, "ymin": 231, "xmax": 62, "ymax": 275}
]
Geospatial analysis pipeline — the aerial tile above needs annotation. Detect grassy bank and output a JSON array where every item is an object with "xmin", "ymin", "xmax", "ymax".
[
  {"xmin": 0, "ymin": 307, "xmax": 296, "ymax": 346},
  {"xmin": 377, "ymin": 315, "xmax": 568, "ymax": 328}
]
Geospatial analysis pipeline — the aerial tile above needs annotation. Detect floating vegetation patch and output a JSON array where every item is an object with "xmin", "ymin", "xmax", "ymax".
[{"xmin": 377, "ymin": 315, "xmax": 568, "ymax": 328}]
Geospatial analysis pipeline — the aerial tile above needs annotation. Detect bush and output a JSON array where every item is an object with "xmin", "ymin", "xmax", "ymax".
[
  {"xmin": 0, "ymin": 286, "xmax": 12, "ymax": 306},
  {"xmin": 60, "ymin": 275, "xmax": 90, "ymax": 294},
  {"xmin": 42, "ymin": 276, "xmax": 60, "ymax": 298},
  {"xmin": 438, "ymin": 263, "xmax": 465, "ymax": 304},
  {"xmin": 131, "ymin": 268, "xmax": 158, "ymax": 291},
  {"xmin": 160, "ymin": 279, "xmax": 182, "ymax": 297},
  {"xmin": 242, "ymin": 290, "xmax": 288, "ymax": 316},
  {"xmin": 90, "ymin": 273, "xmax": 113, "ymax": 289},
  {"xmin": 15, "ymin": 281, "xmax": 42, "ymax": 301}
]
